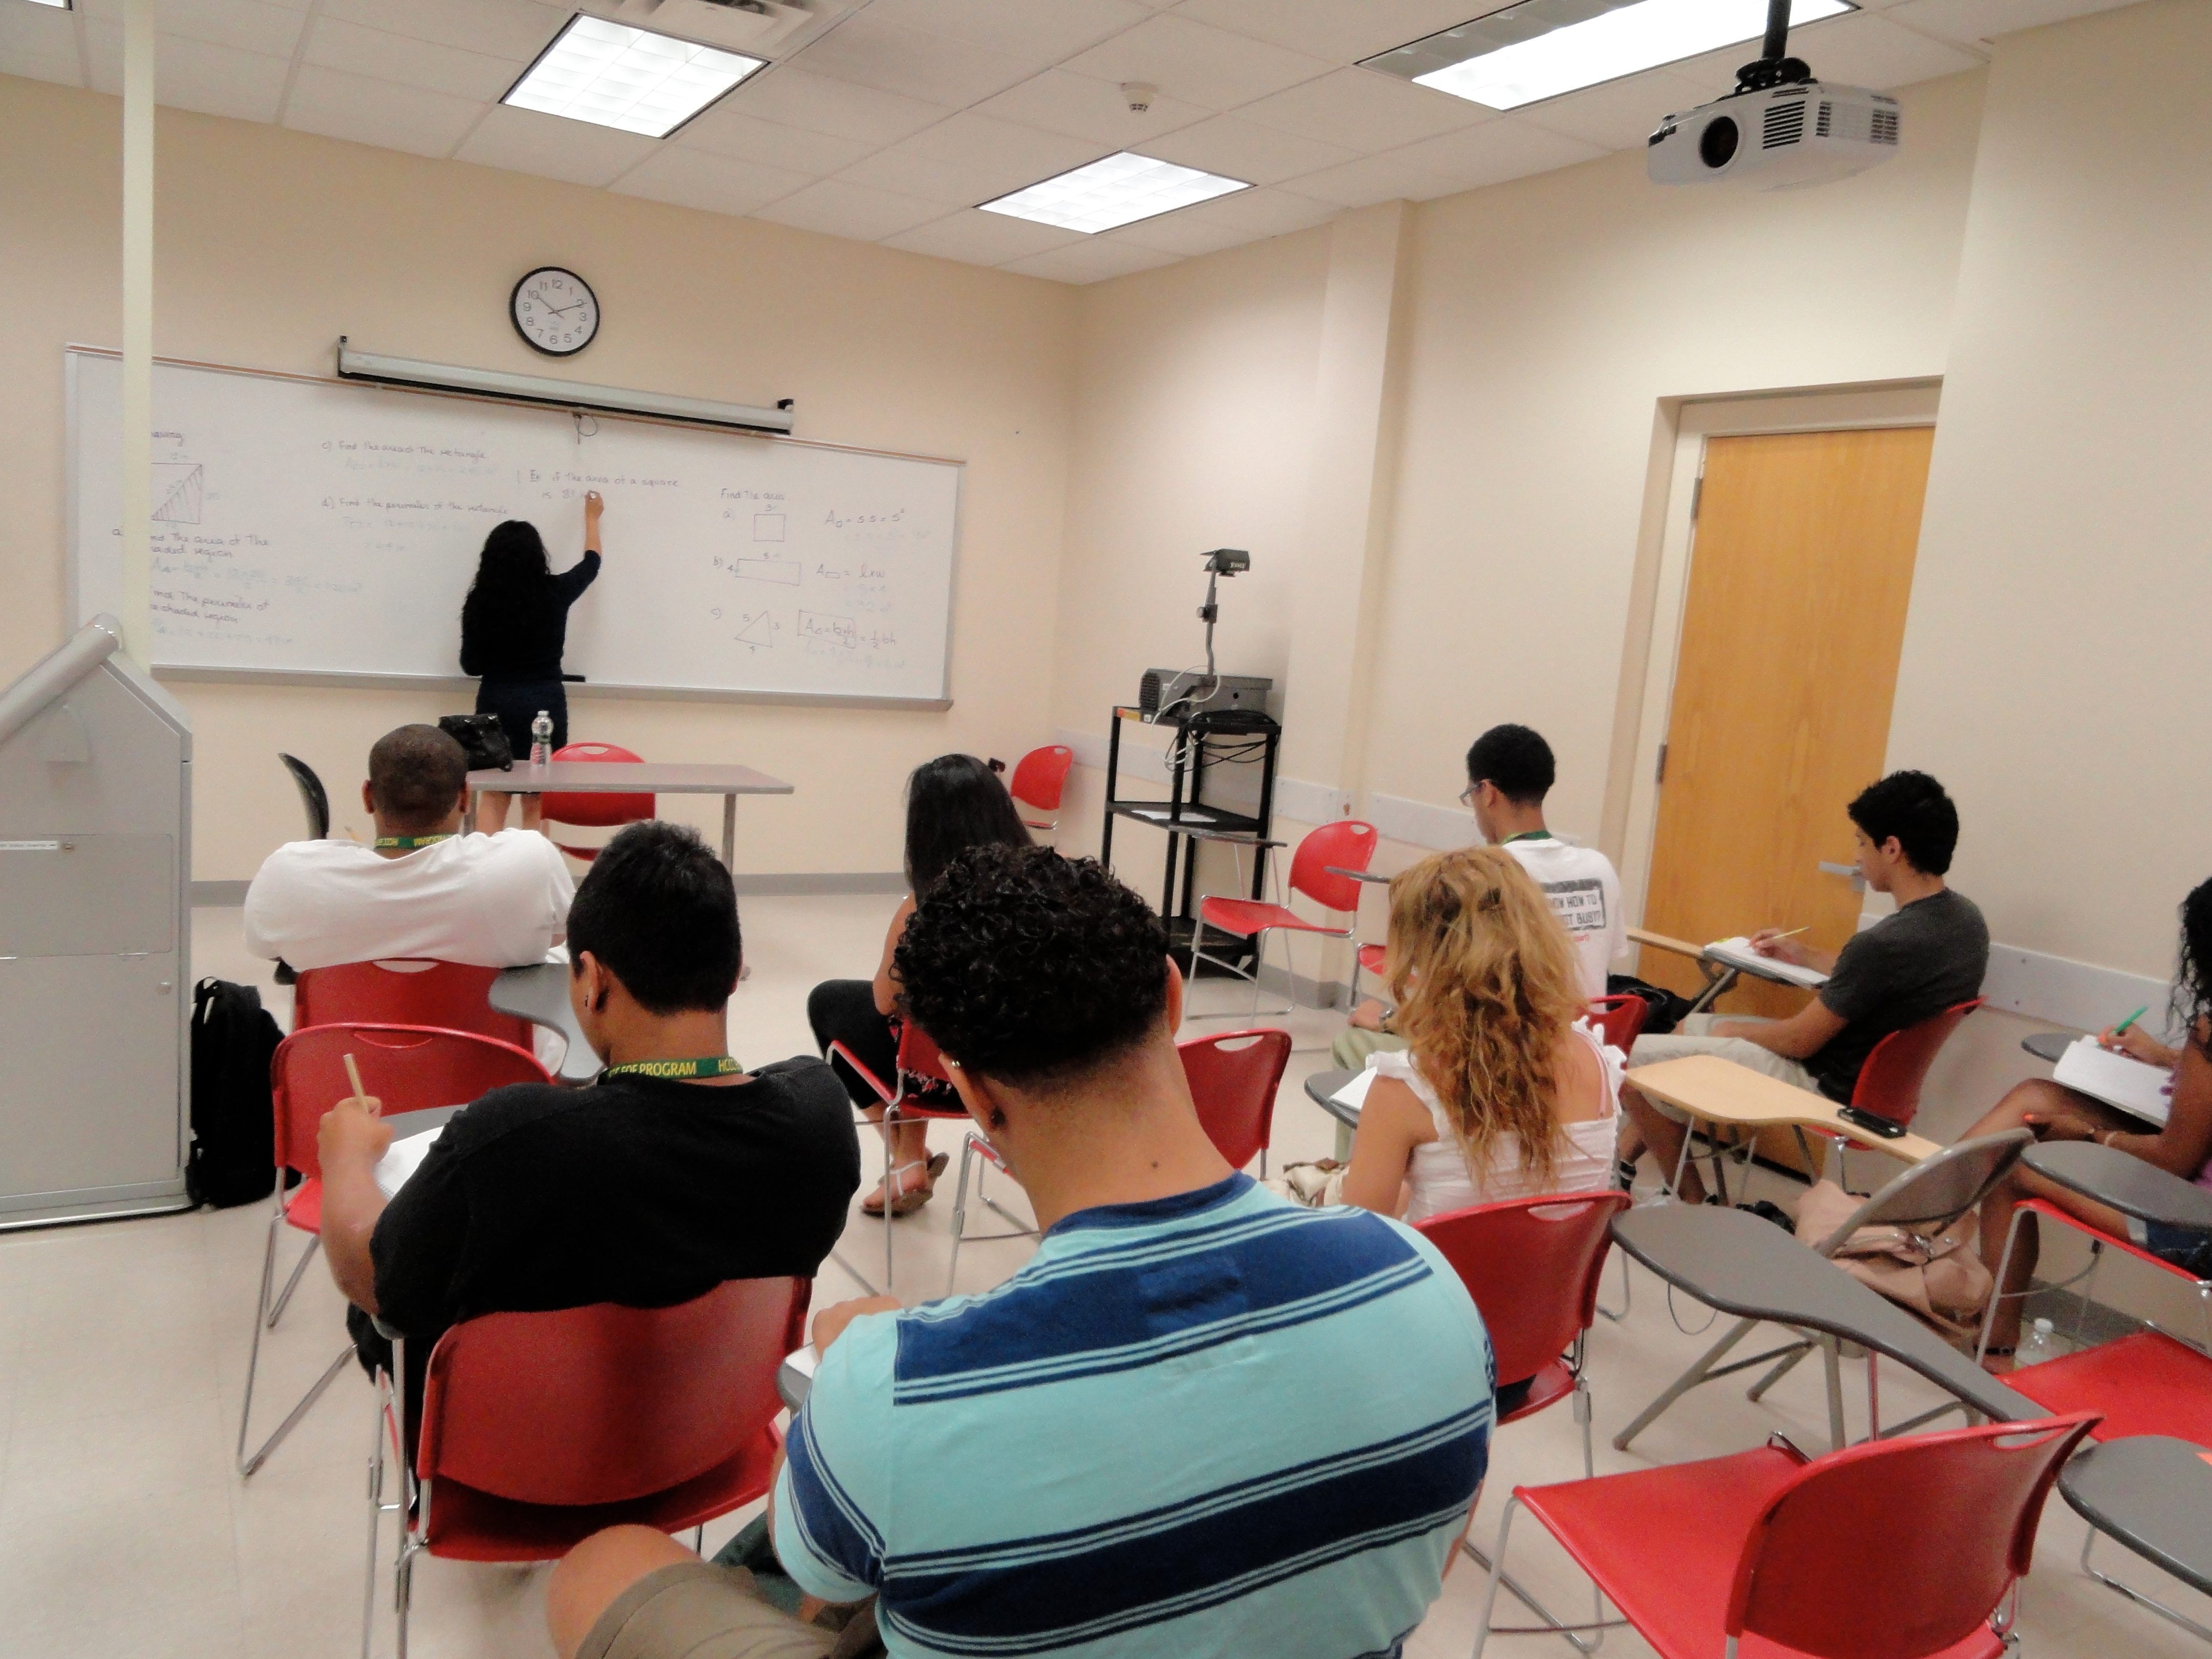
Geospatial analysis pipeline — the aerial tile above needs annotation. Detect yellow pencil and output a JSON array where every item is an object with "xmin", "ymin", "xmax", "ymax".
[{"xmin": 342, "ymin": 1052, "xmax": 376, "ymax": 1115}]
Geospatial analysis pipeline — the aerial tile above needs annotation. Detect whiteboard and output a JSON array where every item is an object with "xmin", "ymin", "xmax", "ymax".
[{"xmin": 68, "ymin": 350, "xmax": 961, "ymax": 706}]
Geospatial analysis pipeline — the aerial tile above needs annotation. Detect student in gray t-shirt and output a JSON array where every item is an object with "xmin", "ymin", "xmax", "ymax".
[{"xmin": 1623, "ymin": 772, "xmax": 1989, "ymax": 1203}]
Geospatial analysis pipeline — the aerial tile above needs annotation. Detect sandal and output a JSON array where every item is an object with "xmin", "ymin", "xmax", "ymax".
[
  {"xmin": 862, "ymin": 1152, "xmax": 950, "ymax": 1219},
  {"xmin": 1979, "ymin": 1345, "xmax": 2017, "ymax": 1375}
]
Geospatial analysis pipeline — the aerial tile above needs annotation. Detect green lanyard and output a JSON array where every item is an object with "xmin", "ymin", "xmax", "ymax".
[
  {"xmin": 601, "ymin": 1056, "xmax": 744, "ymax": 1081},
  {"xmin": 1501, "ymin": 830, "xmax": 1555, "ymax": 844},
  {"xmin": 372, "ymin": 834, "xmax": 456, "ymax": 849}
]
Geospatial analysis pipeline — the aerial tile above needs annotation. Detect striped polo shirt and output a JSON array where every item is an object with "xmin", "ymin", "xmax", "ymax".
[{"xmin": 773, "ymin": 1173, "xmax": 1494, "ymax": 1658}]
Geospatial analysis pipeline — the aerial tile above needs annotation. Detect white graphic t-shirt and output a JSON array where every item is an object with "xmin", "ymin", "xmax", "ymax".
[{"xmin": 1502, "ymin": 834, "xmax": 1624, "ymax": 1001}]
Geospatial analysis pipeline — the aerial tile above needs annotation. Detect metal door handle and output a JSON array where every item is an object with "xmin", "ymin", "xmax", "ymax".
[{"xmin": 1818, "ymin": 860, "xmax": 1866, "ymax": 892}]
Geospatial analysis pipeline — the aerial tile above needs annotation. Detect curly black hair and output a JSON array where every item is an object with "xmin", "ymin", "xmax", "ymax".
[
  {"xmin": 894, "ymin": 843, "xmax": 1169, "ymax": 1091},
  {"xmin": 2173, "ymin": 878, "xmax": 2212, "ymax": 1040}
]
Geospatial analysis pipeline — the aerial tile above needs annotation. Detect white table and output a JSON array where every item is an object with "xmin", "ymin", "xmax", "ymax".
[{"xmin": 465, "ymin": 761, "xmax": 793, "ymax": 867}]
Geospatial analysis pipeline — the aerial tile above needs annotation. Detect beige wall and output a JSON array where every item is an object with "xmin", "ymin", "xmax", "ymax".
[
  {"xmin": 0, "ymin": 75, "xmax": 1075, "ymax": 880},
  {"xmin": 1891, "ymin": 0, "xmax": 2212, "ymax": 980}
]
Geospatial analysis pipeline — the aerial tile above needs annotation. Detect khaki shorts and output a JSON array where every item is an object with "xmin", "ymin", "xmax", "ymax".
[
  {"xmin": 580, "ymin": 1562, "xmax": 869, "ymax": 1659},
  {"xmin": 1627, "ymin": 1014, "xmax": 1820, "ymax": 1121}
]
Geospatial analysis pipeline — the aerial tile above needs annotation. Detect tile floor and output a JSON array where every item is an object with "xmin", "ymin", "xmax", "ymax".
[{"xmin": 0, "ymin": 897, "xmax": 2203, "ymax": 1657}]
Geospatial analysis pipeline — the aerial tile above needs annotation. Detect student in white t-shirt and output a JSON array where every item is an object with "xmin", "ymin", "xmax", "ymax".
[
  {"xmin": 1334, "ymin": 724, "xmax": 1624, "ymax": 1070},
  {"xmin": 244, "ymin": 725, "xmax": 575, "ymax": 975}
]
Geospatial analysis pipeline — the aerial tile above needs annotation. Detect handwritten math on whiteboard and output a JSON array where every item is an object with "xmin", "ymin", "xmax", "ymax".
[{"xmin": 67, "ymin": 350, "xmax": 962, "ymax": 705}]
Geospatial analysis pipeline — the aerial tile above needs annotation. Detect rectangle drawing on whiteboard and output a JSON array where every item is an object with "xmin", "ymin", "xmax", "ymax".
[
  {"xmin": 734, "ymin": 557, "xmax": 800, "ymax": 586},
  {"xmin": 67, "ymin": 349, "xmax": 962, "ymax": 707}
]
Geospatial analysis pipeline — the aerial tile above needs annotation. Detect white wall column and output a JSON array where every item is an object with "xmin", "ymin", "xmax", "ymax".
[{"xmin": 119, "ymin": 0, "xmax": 155, "ymax": 661}]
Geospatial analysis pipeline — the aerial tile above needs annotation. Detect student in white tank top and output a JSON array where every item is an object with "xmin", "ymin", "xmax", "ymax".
[{"xmin": 1339, "ymin": 847, "xmax": 1622, "ymax": 1227}]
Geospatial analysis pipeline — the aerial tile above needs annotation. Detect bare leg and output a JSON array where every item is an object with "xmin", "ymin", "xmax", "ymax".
[
  {"xmin": 547, "ymin": 1525, "xmax": 697, "ymax": 1659},
  {"xmin": 478, "ymin": 791, "xmax": 511, "ymax": 833},
  {"xmin": 520, "ymin": 794, "xmax": 543, "ymax": 833},
  {"xmin": 1621, "ymin": 1085, "xmax": 1704, "ymax": 1204},
  {"xmin": 860, "ymin": 1108, "xmax": 935, "ymax": 1214}
]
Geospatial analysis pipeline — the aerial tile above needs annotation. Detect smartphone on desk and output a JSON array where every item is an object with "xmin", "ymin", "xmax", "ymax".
[{"xmin": 1835, "ymin": 1104, "xmax": 1908, "ymax": 1140}]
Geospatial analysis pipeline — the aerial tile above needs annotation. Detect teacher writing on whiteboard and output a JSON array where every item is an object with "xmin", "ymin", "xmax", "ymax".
[{"xmin": 462, "ymin": 490, "xmax": 604, "ymax": 832}]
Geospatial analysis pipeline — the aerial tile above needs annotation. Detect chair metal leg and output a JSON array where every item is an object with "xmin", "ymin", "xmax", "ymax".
[
  {"xmin": 1975, "ymin": 1203, "xmax": 2036, "ymax": 1368},
  {"xmin": 363, "ymin": 1390, "xmax": 386, "ymax": 1659},
  {"xmin": 237, "ymin": 1207, "xmax": 283, "ymax": 1470},
  {"xmin": 1595, "ymin": 1251, "xmax": 1632, "ymax": 1324},
  {"xmin": 2080, "ymin": 1524, "xmax": 2212, "ymax": 1642},
  {"xmin": 1866, "ymin": 1351, "xmax": 1879, "ymax": 1440},
  {"xmin": 241, "ymin": 1347, "xmax": 352, "ymax": 1477},
  {"xmin": 1821, "ymin": 1334, "xmax": 1846, "ymax": 1452},
  {"xmin": 1744, "ymin": 1337, "xmax": 1814, "ymax": 1403},
  {"xmin": 1465, "ymin": 1492, "xmax": 1624, "ymax": 1656},
  {"xmin": 946, "ymin": 1132, "xmax": 978, "ymax": 1299},
  {"xmin": 267, "ymin": 1231, "xmax": 322, "ymax": 1328},
  {"xmin": 1615, "ymin": 1316, "xmax": 1760, "ymax": 1451}
]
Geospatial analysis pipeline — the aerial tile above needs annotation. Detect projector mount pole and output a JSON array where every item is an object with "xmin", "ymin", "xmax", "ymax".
[
  {"xmin": 1197, "ymin": 569, "xmax": 1220, "ymax": 684},
  {"xmin": 1736, "ymin": 0, "xmax": 1813, "ymax": 93}
]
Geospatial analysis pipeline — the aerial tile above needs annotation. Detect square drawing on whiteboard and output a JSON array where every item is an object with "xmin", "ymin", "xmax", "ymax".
[
  {"xmin": 753, "ymin": 513, "xmax": 785, "ymax": 541},
  {"xmin": 734, "ymin": 557, "xmax": 800, "ymax": 586},
  {"xmin": 152, "ymin": 462, "xmax": 204, "ymax": 525}
]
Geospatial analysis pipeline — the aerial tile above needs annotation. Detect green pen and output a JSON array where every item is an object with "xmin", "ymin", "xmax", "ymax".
[{"xmin": 2113, "ymin": 1005, "xmax": 2149, "ymax": 1036}]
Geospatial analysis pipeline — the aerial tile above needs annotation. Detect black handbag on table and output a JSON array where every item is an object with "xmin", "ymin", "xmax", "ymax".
[{"xmin": 438, "ymin": 713, "xmax": 513, "ymax": 772}]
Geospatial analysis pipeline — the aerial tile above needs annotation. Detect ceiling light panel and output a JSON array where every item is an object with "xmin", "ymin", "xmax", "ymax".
[
  {"xmin": 1365, "ymin": 0, "xmax": 1854, "ymax": 111},
  {"xmin": 980, "ymin": 152, "xmax": 1249, "ymax": 235},
  {"xmin": 504, "ymin": 15, "xmax": 765, "ymax": 139}
]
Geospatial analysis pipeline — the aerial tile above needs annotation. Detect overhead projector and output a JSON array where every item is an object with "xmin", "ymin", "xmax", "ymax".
[{"xmin": 1646, "ymin": 0, "xmax": 1900, "ymax": 190}]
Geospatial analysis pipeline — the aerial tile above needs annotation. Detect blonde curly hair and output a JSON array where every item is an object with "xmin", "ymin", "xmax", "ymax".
[{"xmin": 1386, "ymin": 846, "xmax": 1588, "ymax": 1187}]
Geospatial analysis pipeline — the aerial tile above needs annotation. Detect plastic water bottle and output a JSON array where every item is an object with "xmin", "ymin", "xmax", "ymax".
[
  {"xmin": 529, "ymin": 710, "xmax": 553, "ymax": 771},
  {"xmin": 2015, "ymin": 1317, "xmax": 2059, "ymax": 1367}
]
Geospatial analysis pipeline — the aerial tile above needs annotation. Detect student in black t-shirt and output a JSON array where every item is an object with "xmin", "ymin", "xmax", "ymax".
[
  {"xmin": 317, "ymin": 820, "xmax": 860, "ymax": 1431},
  {"xmin": 1622, "ymin": 771, "xmax": 1988, "ymax": 1203}
]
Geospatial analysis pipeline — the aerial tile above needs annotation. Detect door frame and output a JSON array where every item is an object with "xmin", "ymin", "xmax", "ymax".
[{"xmin": 1611, "ymin": 381, "xmax": 1944, "ymax": 936}]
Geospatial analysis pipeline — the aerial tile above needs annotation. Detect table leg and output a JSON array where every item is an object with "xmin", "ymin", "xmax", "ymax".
[
  {"xmin": 1333, "ymin": 1122, "xmax": 1353, "ymax": 1163},
  {"xmin": 721, "ymin": 794, "xmax": 736, "ymax": 869},
  {"xmin": 463, "ymin": 790, "xmax": 477, "ymax": 836}
]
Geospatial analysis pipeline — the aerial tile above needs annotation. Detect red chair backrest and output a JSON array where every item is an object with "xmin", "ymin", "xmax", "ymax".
[
  {"xmin": 1728, "ymin": 1412, "xmax": 2099, "ymax": 1656},
  {"xmin": 1414, "ymin": 1192, "xmax": 1630, "ymax": 1386},
  {"xmin": 293, "ymin": 959, "xmax": 533, "ymax": 1049},
  {"xmin": 1288, "ymin": 820, "xmax": 1379, "ymax": 914},
  {"xmin": 1179, "ymin": 1028, "xmax": 1292, "ymax": 1170},
  {"xmin": 269, "ymin": 1023, "xmax": 549, "ymax": 1179},
  {"xmin": 1587, "ymin": 994, "xmax": 1648, "ymax": 1053},
  {"xmin": 895, "ymin": 1019, "xmax": 959, "ymax": 1096},
  {"xmin": 1008, "ymin": 746, "xmax": 1074, "ymax": 813},
  {"xmin": 1849, "ymin": 997, "xmax": 1983, "ymax": 1126},
  {"xmin": 417, "ymin": 1277, "xmax": 811, "ymax": 1506},
  {"xmin": 542, "ymin": 741, "xmax": 654, "ymax": 828}
]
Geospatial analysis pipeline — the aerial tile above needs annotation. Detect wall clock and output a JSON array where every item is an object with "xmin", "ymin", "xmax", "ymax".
[{"xmin": 510, "ymin": 266, "xmax": 599, "ymax": 357}]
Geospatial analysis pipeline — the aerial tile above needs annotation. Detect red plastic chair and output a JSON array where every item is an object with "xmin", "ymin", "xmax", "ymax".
[
  {"xmin": 367, "ymin": 1277, "xmax": 810, "ymax": 1655},
  {"xmin": 829, "ymin": 1020, "xmax": 989, "ymax": 1298},
  {"xmin": 1179, "ymin": 1028, "xmax": 1291, "ymax": 1174},
  {"xmin": 238, "ymin": 1025, "xmax": 549, "ymax": 1478},
  {"xmin": 1586, "ymin": 993, "xmax": 1649, "ymax": 1054},
  {"xmin": 1195, "ymin": 820, "xmax": 1378, "ymax": 1019},
  {"xmin": 1801, "ymin": 997, "xmax": 1983, "ymax": 1190},
  {"xmin": 1469, "ymin": 1412, "xmax": 2099, "ymax": 1659},
  {"xmin": 541, "ymin": 741, "xmax": 655, "ymax": 863},
  {"xmin": 292, "ymin": 959, "xmax": 533, "ymax": 1049},
  {"xmin": 1353, "ymin": 942, "xmax": 1388, "ymax": 1003},
  {"xmin": 1008, "ymin": 745, "xmax": 1074, "ymax": 833}
]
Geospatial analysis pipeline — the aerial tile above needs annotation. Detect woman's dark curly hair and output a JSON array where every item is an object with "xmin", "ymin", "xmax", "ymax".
[
  {"xmin": 2173, "ymin": 878, "xmax": 2212, "ymax": 1043},
  {"xmin": 895, "ymin": 843, "xmax": 1169, "ymax": 1091}
]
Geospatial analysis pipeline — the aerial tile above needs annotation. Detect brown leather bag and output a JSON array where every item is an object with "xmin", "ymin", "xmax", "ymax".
[{"xmin": 1794, "ymin": 1178, "xmax": 1994, "ymax": 1344}]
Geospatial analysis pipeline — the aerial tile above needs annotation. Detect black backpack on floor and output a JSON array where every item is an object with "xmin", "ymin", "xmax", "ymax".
[{"xmin": 189, "ymin": 977, "xmax": 284, "ymax": 1208}]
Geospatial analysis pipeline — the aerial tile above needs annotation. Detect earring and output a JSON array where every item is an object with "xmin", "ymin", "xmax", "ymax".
[{"xmin": 944, "ymin": 1057, "xmax": 963, "ymax": 1069}]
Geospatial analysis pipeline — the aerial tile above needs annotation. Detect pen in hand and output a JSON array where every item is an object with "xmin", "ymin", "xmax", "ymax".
[{"xmin": 2112, "ymin": 1006, "xmax": 2147, "ymax": 1037}]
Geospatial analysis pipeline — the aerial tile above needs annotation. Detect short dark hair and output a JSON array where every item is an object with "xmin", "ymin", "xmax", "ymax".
[
  {"xmin": 1846, "ymin": 771, "xmax": 1960, "ymax": 876},
  {"xmin": 2175, "ymin": 880, "xmax": 2212, "ymax": 1038},
  {"xmin": 1465, "ymin": 724, "xmax": 1555, "ymax": 805},
  {"xmin": 904, "ymin": 753, "xmax": 1032, "ymax": 895},
  {"xmin": 566, "ymin": 821, "xmax": 741, "ymax": 1015},
  {"xmin": 367, "ymin": 725, "xmax": 468, "ymax": 832},
  {"xmin": 895, "ymin": 844, "xmax": 1168, "ymax": 1092}
]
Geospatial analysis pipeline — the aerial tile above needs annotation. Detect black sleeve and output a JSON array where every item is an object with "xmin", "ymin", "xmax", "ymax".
[
  {"xmin": 368, "ymin": 1128, "xmax": 474, "ymax": 1339},
  {"xmin": 458, "ymin": 597, "xmax": 485, "ymax": 676},
  {"xmin": 1818, "ymin": 926, "xmax": 1897, "ymax": 1024},
  {"xmin": 551, "ymin": 549, "xmax": 601, "ymax": 606}
]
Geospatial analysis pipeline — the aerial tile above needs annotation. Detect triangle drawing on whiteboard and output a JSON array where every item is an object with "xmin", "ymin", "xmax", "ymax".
[
  {"xmin": 152, "ymin": 462, "xmax": 204, "ymax": 525},
  {"xmin": 734, "ymin": 611, "xmax": 774, "ymax": 648}
]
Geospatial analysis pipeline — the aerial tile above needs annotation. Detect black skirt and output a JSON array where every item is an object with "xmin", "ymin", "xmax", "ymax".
[{"xmin": 475, "ymin": 675, "xmax": 568, "ymax": 758}]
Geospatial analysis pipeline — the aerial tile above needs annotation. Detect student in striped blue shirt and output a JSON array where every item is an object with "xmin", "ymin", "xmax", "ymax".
[{"xmin": 549, "ymin": 845, "xmax": 1495, "ymax": 1659}]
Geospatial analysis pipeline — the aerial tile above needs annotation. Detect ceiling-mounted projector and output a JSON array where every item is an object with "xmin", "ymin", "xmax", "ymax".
[{"xmin": 1647, "ymin": 0, "xmax": 1899, "ymax": 190}]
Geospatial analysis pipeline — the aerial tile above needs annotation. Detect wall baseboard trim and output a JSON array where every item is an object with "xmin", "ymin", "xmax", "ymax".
[
  {"xmin": 191, "ymin": 872, "xmax": 906, "ymax": 906},
  {"xmin": 1981, "ymin": 941, "xmax": 2171, "ymax": 1039},
  {"xmin": 1366, "ymin": 792, "xmax": 1471, "ymax": 852}
]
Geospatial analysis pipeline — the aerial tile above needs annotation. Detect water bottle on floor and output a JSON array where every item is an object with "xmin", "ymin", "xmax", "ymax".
[
  {"xmin": 2015, "ymin": 1316, "xmax": 2059, "ymax": 1366},
  {"xmin": 530, "ymin": 710, "xmax": 553, "ymax": 771}
]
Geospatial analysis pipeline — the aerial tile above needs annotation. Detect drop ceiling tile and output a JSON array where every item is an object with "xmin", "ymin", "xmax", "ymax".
[
  {"xmin": 751, "ymin": 177, "xmax": 949, "ymax": 242},
  {"xmin": 1779, "ymin": 9, "xmax": 1988, "ymax": 85},
  {"xmin": 1663, "ymin": 44, "xmax": 1773, "ymax": 97},
  {"xmin": 880, "ymin": 208, "xmax": 1086, "ymax": 266},
  {"xmin": 1059, "ymin": 14, "xmax": 1335, "ymax": 113},
  {"xmin": 728, "ymin": 65, "xmax": 951, "ymax": 147},
  {"xmin": 315, "ymin": 0, "xmax": 559, "ymax": 61},
  {"xmin": 1279, "ymin": 147, "xmax": 1462, "ymax": 209},
  {"xmin": 834, "ymin": 146, "xmax": 993, "ymax": 207},
  {"xmin": 865, "ymin": 0, "xmax": 1152, "ymax": 63},
  {"xmin": 1002, "ymin": 239, "xmax": 1181, "ymax": 283},
  {"xmin": 610, "ymin": 147, "xmax": 814, "ymax": 217},
  {"xmin": 1388, "ymin": 120, "xmax": 1608, "ymax": 195},
  {"xmin": 1181, "ymin": 185, "xmax": 1337, "ymax": 236},
  {"xmin": 1513, "ymin": 70, "xmax": 1717, "ymax": 151},
  {"xmin": 452, "ymin": 104, "xmax": 662, "ymax": 187},
  {"xmin": 302, "ymin": 17, "xmax": 524, "ymax": 102},
  {"xmin": 975, "ymin": 68, "xmax": 1210, "ymax": 148},
  {"xmin": 1104, "ymin": 210, "xmax": 1265, "ymax": 257},
  {"xmin": 0, "ymin": 5, "xmax": 80, "ymax": 67},
  {"xmin": 897, "ymin": 111, "xmax": 1102, "ymax": 180},
  {"xmin": 78, "ymin": 0, "xmax": 305, "ymax": 59},
  {"xmin": 1137, "ymin": 113, "xmax": 1358, "ymax": 187},
  {"xmin": 1174, "ymin": 0, "xmax": 1493, "ymax": 63},
  {"xmin": 283, "ymin": 63, "xmax": 488, "ymax": 159},
  {"xmin": 1887, "ymin": 0, "xmax": 2140, "ymax": 48},
  {"xmin": 83, "ymin": 24, "xmax": 292, "ymax": 122},
  {"xmin": 671, "ymin": 105, "xmax": 875, "ymax": 176},
  {"xmin": 792, "ymin": 12, "xmax": 1042, "ymax": 109},
  {"xmin": 1235, "ymin": 66, "xmax": 1493, "ymax": 152}
]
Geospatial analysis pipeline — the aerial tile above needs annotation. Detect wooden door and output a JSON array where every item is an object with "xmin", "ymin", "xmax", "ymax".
[{"xmin": 1641, "ymin": 426, "xmax": 1935, "ymax": 1018}]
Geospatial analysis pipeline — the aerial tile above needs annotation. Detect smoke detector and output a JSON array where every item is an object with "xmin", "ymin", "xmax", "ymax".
[{"xmin": 1121, "ymin": 81, "xmax": 1158, "ymax": 113}]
